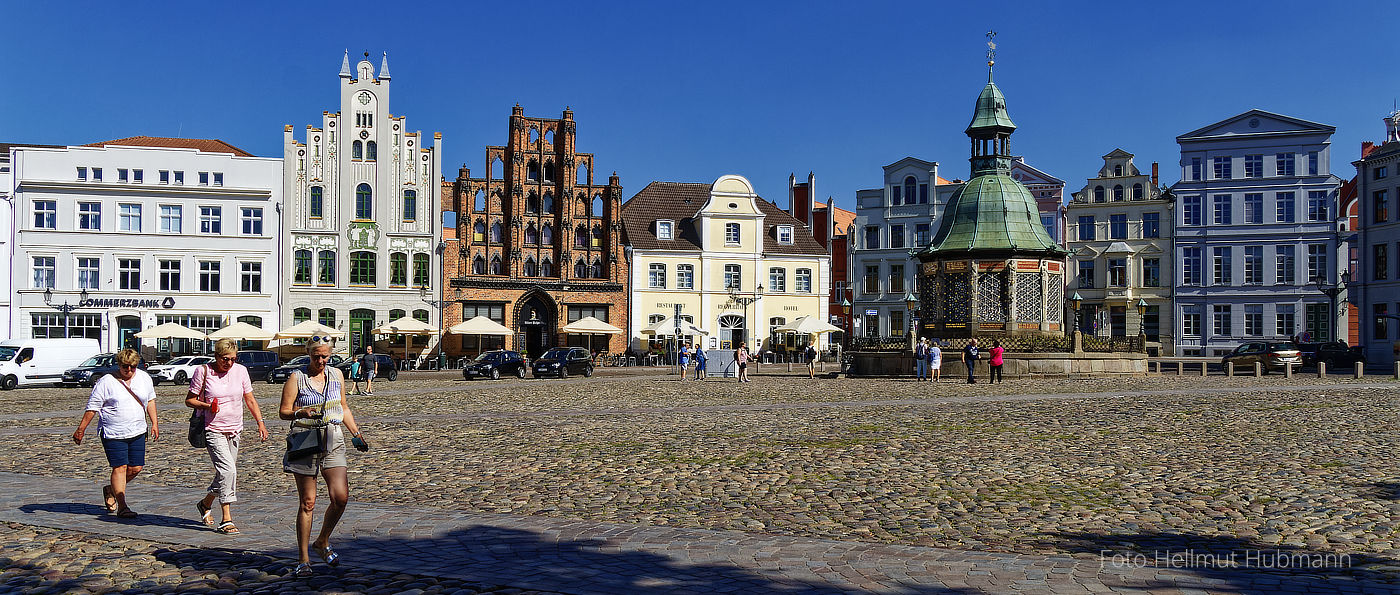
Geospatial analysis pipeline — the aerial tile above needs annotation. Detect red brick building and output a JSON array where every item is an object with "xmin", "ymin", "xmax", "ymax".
[
  {"xmin": 441, "ymin": 106, "xmax": 627, "ymax": 358},
  {"xmin": 787, "ymin": 173, "xmax": 855, "ymax": 343}
]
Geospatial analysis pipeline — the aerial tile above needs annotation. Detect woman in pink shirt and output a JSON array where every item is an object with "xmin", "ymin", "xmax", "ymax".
[
  {"xmin": 988, "ymin": 340, "xmax": 1005, "ymax": 384},
  {"xmin": 186, "ymin": 339, "xmax": 268, "ymax": 534}
]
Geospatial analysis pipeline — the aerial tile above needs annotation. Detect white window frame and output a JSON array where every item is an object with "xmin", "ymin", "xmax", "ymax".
[
  {"xmin": 677, "ymin": 264, "xmax": 693, "ymax": 289},
  {"xmin": 160, "ymin": 205, "xmax": 182, "ymax": 234},
  {"xmin": 769, "ymin": 267, "xmax": 786, "ymax": 292},
  {"xmin": 648, "ymin": 263, "xmax": 666, "ymax": 289},
  {"xmin": 796, "ymin": 268, "xmax": 812, "ymax": 293},
  {"xmin": 657, "ymin": 220, "xmax": 674, "ymax": 240},
  {"xmin": 241, "ymin": 207, "xmax": 263, "ymax": 235},
  {"xmin": 724, "ymin": 223, "xmax": 741, "ymax": 245},
  {"xmin": 777, "ymin": 225, "xmax": 794, "ymax": 245},
  {"xmin": 118, "ymin": 203, "xmax": 142, "ymax": 232},
  {"xmin": 200, "ymin": 206, "xmax": 221, "ymax": 234},
  {"xmin": 33, "ymin": 200, "xmax": 56, "ymax": 229},
  {"xmin": 78, "ymin": 201, "xmax": 101, "ymax": 231}
]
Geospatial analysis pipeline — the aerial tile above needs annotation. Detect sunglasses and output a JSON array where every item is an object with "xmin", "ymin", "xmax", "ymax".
[
  {"xmin": 217, "ymin": 356, "xmax": 237, "ymax": 362},
  {"xmin": 118, "ymin": 363, "xmax": 138, "ymax": 369}
]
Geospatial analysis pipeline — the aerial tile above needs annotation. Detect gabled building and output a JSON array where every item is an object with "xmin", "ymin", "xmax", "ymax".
[
  {"xmin": 786, "ymin": 173, "xmax": 855, "ymax": 343},
  {"xmin": 1010, "ymin": 157, "xmax": 1068, "ymax": 246},
  {"xmin": 1354, "ymin": 110, "xmax": 1400, "ymax": 366}
]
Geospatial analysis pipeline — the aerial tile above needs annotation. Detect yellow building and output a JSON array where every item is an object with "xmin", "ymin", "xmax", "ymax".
[{"xmin": 621, "ymin": 175, "xmax": 831, "ymax": 354}]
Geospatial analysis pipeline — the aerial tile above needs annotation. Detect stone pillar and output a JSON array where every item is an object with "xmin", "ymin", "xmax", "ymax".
[
  {"xmin": 1354, "ymin": 362, "xmax": 1364, "ymax": 379},
  {"xmin": 1284, "ymin": 363, "xmax": 1293, "ymax": 378},
  {"xmin": 1317, "ymin": 361, "xmax": 1326, "ymax": 378},
  {"xmin": 1254, "ymin": 362, "xmax": 1262, "ymax": 377},
  {"xmin": 1225, "ymin": 362, "xmax": 1233, "ymax": 376}
]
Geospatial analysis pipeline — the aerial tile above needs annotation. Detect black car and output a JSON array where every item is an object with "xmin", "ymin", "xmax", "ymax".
[
  {"xmin": 59, "ymin": 353, "xmax": 149, "ymax": 387},
  {"xmin": 530, "ymin": 347, "xmax": 593, "ymax": 379},
  {"xmin": 1296, "ymin": 341, "xmax": 1366, "ymax": 368},
  {"xmin": 334, "ymin": 353, "xmax": 399, "ymax": 381},
  {"xmin": 267, "ymin": 354, "xmax": 346, "ymax": 384},
  {"xmin": 237, "ymin": 350, "xmax": 281, "ymax": 381},
  {"xmin": 463, "ymin": 350, "xmax": 526, "ymax": 380}
]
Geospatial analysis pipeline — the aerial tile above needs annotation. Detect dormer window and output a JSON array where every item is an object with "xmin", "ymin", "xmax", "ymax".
[
  {"xmin": 777, "ymin": 225, "xmax": 794, "ymax": 245},
  {"xmin": 656, "ymin": 220, "xmax": 674, "ymax": 240}
]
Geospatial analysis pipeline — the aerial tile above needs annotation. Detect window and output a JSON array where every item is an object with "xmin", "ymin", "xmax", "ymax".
[
  {"xmin": 1276, "ymin": 245, "xmax": 1296, "ymax": 284},
  {"xmin": 540, "ymin": 259, "xmax": 551, "ymax": 277},
  {"xmin": 492, "ymin": 222, "xmax": 504, "ymax": 244},
  {"xmin": 1308, "ymin": 151, "xmax": 1319, "ymax": 176},
  {"xmin": 1377, "ymin": 166, "xmax": 1391, "ymax": 180},
  {"xmin": 293, "ymin": 250, "xmax": 312, "ymax": 285},
  {"xmin": 890, "ymin": 310, "xmax": 905, "ymax": 337},
  {"xmin": 318, "ymin": 308, "xmax": 336, "ymax": 327},
  {"xmin": 199, "ymin": 172, "xmax": 209, "ymax": 186},
  {"xmin": 568, "ymin": 306, "xmax": 609, "ymax": 323},
  {"xmin": 402, "ymin": 190, "xmax": 416, "ymax": 221},
  {"xmin": 524, "ymin": 223, "xmax": 538, "ymax": 245},
  {"xmin": 213, "ymin": 172, "xmax": 223, "ymax": 186},
  {"xmin": 1182, "ymin": 248, "xmax": 1202, "ymax": 285},
  {"xmin": 796, "ymin": 268, "xmax": 812, "ymax": 293},
  {"xmin": 1244, "ymin": 193, "xmax": 1263, "ymax": 224},
  {"xmin": 657, "ymin": 220, "xmax": 673, "ymax": 240},
  {"xmin": 915, "ymin": 223, "xmax": 930, "ymax": 246},
  {"xmin": 724, "ymin": 264, "xmax": 741, "ymax": 290},
  {"xmin": 1307, "ymin": 243, "xmax": 1327, "ymax": 282},
  {"xmin": 159, "ymin": 170, "xmax": 169, "ymax": 184},
  {"xmin": 77, "ymin": 257, "xmax": 100, "ymax": 290},
  {"xmin": 574, "ymin": 259, "xmax": 587, "ymax": 278},
  {"xmin": 1377, "ymin": 244, "xmax": 1390, "ymax": 280},
  {"xmin": 864, "ymin": 226, "xmax": 879, "ymax": 249},
  {"xmin": 159, "ymin": 205, "xmax": 181, "ymax": 233},
  {"xmin": 389, "ymin": 253, "xmax": 408, "ymax": 286},
  {"xmin": 91, "ymin": 168, "xmax": 102, "ymax": 182},
  {"xmin": 1276, "ymin": 153, "xmax": 1295, "ymax": 177},
  {"xmin": 350, "ymin": 251, "xmax": 376, "ymax": 285},
  {"xmin": 1213, "ymin": 304, "xmax": 1232, "ymax": 336},
  {"xmin": 889, "ymin": 264, "xmax": 905, "ymax": 293},
  {"xmin": 78, "ymin": 202, "xmax": 101, "ymax": 230},
  {"xmin": 352, "ymin": 141, "xmax": 363, "ymax": 160},
  {"xmin": 1182, "ymin": 196, "xmax": 1201, "ymax": 226},
  {"xmin": 919, "ymin": 183, "xmax": 929, "ymax": 204},
  {"xmin": 292, "ymin": 308, "xmax": 311, "ymax": 324},
  {"xmin": 777, "ymin": 225, "xmax": 794, "ymax": 245},
  {"xmin": 118, "ymin": 168, "xmax": 130, "ymax": 182},
  {"xmin": 1212, "ymin": 247, "xmax": 1232, "ymax": 285},
  {"xmin": 1276, "ymin": 192, "xmax": 1295, "ymax": 223},
  {"xmin": 309, "ymin": 186, "xmax": 324, "ymax": 218},
  {"xmin": 1245, "ymin": 154, "xmax": 1263, "ymax": 178},
  {"xmin": 648, "ymin": 263, "xmax": 666, "ymax": 288},
  {"xmin": 1042, "ymin": 214, "xmax": 1056, "ymax": 238},
  {"xmin": 864, "ymin": 265, "xmax": 879, "ymax": 294},
  {"xmin": 769, "ymin": 267, "xmax": 786, "ymax": 292},
  {"xmin": 677, "ymin": 264, "xmax": 694, "ymax": 289},
  {"xmin": 1244, "ymin": 246, "xmax": 1263, "ymax": 284},
  {"xmin": 591, "ymin": 225, "xmax": 602, "ymax": 248},
  {"xmin": 1093, "ymin": 186, "xmax": 1105, "ymax": 202},
  {"xmin": 1109, "ymin": 214, "xmax": 1127, "ymax": 239},
  {"xmin": 1113, "ymin": 184, "xmax": 1124, "ymax": 201},
  {"xmin": 199, "ymin": 206, "xmax": 221, "ymax": 234},
  {"xmin": 1276, "ymin": 304, "xmax": 1295, "ymax": 337},
  {"xmin": 1077, "ymin": 260, "xmax": 1095, "ymax": 288},
  {"xmin": 1142, "ymin": 258, "xmax": 1161, "ymax": 287},
  {"xmin": 1142, "ymin": 212, "xmax": 1160, "ymax": 238},
  {"xmin": 1244, "ymin": 304, "xmax": 1263, "ymax": 336},
  {"xmin": 523, "ymin": 258, "xmax": 538, "ymax": 277},
  {"xmin": 903, "ymin": 176, "xmax": 917, "ymax": 205},
  {"xmin": 542, "ymin": 192, "xmax": 554, "ymax": 213},
  {"xmin": 116, "ymin": 204, "xmax": 141, "ymax": 232},
  {"xmin": 890, "ymin": 185, "xmax": 901, "ymax": 204},
  {"xmin": 240, "ymin": 262, "xmax": 262, "ymax": 292},
  {"xmin": 1376, "ymin": 190, "xmax": 1390, "ymax": 223},
  {"xmin": 159, "ymin": 259, "xmax": 180, "ymax": 291},
  {"xmin": 1213, "ymin": 156, "xmax": 1232, "ymax": 180},
  {"xmin": 1213, "ymin": 195, "xmax": 1232, "ymax": 225},
  {"xmin": 725, "ymin": 223, "xmax": 741, "ymax": 245},
  {"xmin": 1307, "ymin": 191, "xmax": 1328, "ymax": 222},
  {"xmin": 1375, "ymin": 304, "xmax": 1390, "ymax": 340},
  {"xmin": 472, "ymin": 221, "xmax": 485, "ymax": 242},
  {"xmin": 199, "ymin": 261, "xmax": 221, "ymax": 292},
  {"xmin": 1190, "ymin": 157, "xmax": 1202, "ymax": 181},
  {"xmin": 241, "ymin": 207, "xmax": 263, "ymax": 235},
  {"xmin": 318, "ymin": 250, "xmax": 336, "ymax": 284},
  {"xmin": 412, "ymin": 254, "xmax": 429, "ymax": 287},
  {"xmin": 117, "ymin": 258, "xmax": 140, "ymax": 290},
  {"xmin": 33, "ymin": 200, "xmax": 55, "ymax": 229},
  {"xmin": 541, "ymin": 225, "xmax": 553, "ymax": 245},
  {"xmin": 1132, "ymin": 183, "xmax": 1143, "ymax": 200},
  {"xmin": 366, "ymin": 142, "xmax": 376, "ymax": 161},
  {"xmin": 1113, "ymin": 164, "xmax": 1123, "ymax": 176},
  {"xmin": 77, "ymin": 167, "xmax": 87, "ymax": 181},
  {"xmin": 355, "ymin": 184, "xmax": 373, "ymax": 219},
  {"xmin": 1182, "ymin": 305, "xmax": 1201, "ymax": 336},
  {"xmin": 1077, "ymin": 215, "xmax": 1096, "ymax": 241},
  {"xmin": 1108, "ymin": 258, "xmax": 1127, "ymax": 286},
  {"xmin": 461, "ymin": 303, "xmax": 506, "ymax": 324},
  {"xmin": 173, "ymin": 171, "xmax": 184, "ymax": 185},
  {"xmin": 471, "ymin": 256, "xmax": 485, "ymax": 275},
  {"xmin": 890, "ymin": 224, "xmax": 904, "ymax": 249},
  {"xmin": 1144, "ymin": 305, "xmax": 1160, "ymax": 341}
]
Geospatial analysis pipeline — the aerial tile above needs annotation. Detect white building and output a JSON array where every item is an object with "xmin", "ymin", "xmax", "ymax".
[
  {"xmin": 7, "ymin": 138, "xmax": 282, "ymax": 352},
  {"xmin": 1354, "ymin": 110, "xmax": 1400, "ymax": 366},
  {"xmin": 283, "ymin": 51, "xmax": 442, "ymax": 358},
  {"xmin": 1171, "ymin": 110, "xmax": 1346, "ymax": 356}
]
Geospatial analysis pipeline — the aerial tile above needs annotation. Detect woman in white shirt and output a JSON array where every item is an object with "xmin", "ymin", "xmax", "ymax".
[{"xmin": 72, "ymin": 349, "xmax": 159, "ymax": 518}]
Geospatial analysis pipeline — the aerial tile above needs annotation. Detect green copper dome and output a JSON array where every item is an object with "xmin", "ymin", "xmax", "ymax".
[{"xmin": 965, "ymin": 74, "xmax": 1016, "ymax": 134}]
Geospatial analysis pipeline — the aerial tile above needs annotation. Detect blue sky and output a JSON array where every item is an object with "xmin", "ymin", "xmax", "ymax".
[{"xmin": 5, "ymin": 1, "xmax": 1398, "ymax": 213}]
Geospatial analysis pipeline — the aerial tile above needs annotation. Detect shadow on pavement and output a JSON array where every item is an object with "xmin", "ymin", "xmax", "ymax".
[
  {"xmin": 1361, "ymin": 482, "xmax": 1400, "ymax": 501},
  {"xmin": 20, "ymin": 501, "xmax": 206, "ymax": 530}
]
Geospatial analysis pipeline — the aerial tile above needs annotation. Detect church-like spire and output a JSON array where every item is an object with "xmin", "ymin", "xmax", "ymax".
[
  {"xmin": 379, "ymin": 52, "xmax": 391, "ymax": 80},
  {"xmin": 339, "ymin": 49, "xmax": 352, "ymax": 78}
]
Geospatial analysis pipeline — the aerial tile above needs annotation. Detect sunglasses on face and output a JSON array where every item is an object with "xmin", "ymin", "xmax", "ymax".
[
  {"xmin": 217, "ymin": 356, "xmax": 237, "ymax": 362},
  {"xmin": 118, "ymin": 364, "xmax": 138, "ymax": 369}
]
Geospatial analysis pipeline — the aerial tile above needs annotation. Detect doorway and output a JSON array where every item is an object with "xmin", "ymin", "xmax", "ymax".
[
  {"xmin": 515, "ymin": 293, "xmax": 556, "ymax": 359},
  {"xmin": 116, "ymin": 316, "xmax": 139, "ymax": 350},
  {"xmin": 350, "ymin": 308, "xmax": 375, "ymax": 355}
]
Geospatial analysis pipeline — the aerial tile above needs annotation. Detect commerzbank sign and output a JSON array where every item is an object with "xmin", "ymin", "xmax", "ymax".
[{"xmin": 79, "ymin": 297, "xmax": 177, "ymax": 309}]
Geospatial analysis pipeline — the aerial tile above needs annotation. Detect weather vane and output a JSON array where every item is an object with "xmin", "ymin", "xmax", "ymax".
[{"xmin": 986, "ymin": 31, "xmax": 997, "ymax": 67}]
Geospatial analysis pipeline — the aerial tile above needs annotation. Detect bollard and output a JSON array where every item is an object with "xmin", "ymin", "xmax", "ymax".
[
  {"xmin": 1317, "ymin": 361, "xmax": 1326, "ymax": 378},
  {"xmin": 1394, "ymin": 361, "xmax": 1400, "ymax": 380},
  {"xmin": 1254, "ymin": 361, "xmax": 1262, "ymax": 377},
  {"xmin": 1355, "ymin": 362, "xmax": 1364, "ymax": 379},
  {"xmin": 1284, "ymin": 363, "xmax": 1293, "ymax": 378},
  {"xmin": 1225, "ymin": 361, "xmax": 1233, "ymax": 377},
  {"xmin": 820, "ymin": 360, "xmax": 825, "ymax": 372},
  {"xmin": 1201, "ymin": 361, "xmax": 1208, "ymax": 376},
  {"xmin": 1177, "ymin": 361, "xmax": 1183, "ymax": 376},
  {"xmin": 787, "ymin": 360, "xmax": 792, "ymax": 372}
]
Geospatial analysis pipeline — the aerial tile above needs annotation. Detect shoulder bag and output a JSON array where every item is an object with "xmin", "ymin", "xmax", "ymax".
[
  {"xmin": 187, "ymin": 365, "xmax": 211, "ymax": 448},
  {"xmin": 285, "ymin": 371, "xmax": 328, "ymax": 459}
]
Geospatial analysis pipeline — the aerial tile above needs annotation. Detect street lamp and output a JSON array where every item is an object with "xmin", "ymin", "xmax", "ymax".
[
  {"xmin": 43, "ymin": 287, "xmax": 89, "ymax": 338},
  {"xmin": 1135, "ymin": 298, "xmax": 1149, "ymax": 350},
  {"xmin": 903, "ymin": 291, "xmax": 919, "ymax": 348},
  {"xmin": 727, "ymin": 283, "xmax": 763, "ymax": 350},
  {"xmin": 1312, "ymin": 270, "xmax": 1350, "ymax": 342},
  {"xmin": 1069, "ymin": 292, "xmax": 1083, "ymax": 335}
]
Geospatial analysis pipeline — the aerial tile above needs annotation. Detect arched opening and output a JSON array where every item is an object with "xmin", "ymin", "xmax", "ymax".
[
  {"xmin": 1093, "ymin": 186, "xmax": 1105, "ymax": 202},
  {"xmin": 489, "ymin": 255, "xmax": 502, "ymax": 275},
  {"xmin": 542, "ymin": 192, "xmax": 554, "ymax": 213},
  {"xmin": 543, "ymin": 160, "xmax": 555, "ymax": 182},
  {"xmin": 574, "ymin": 224, "xmax": 587, "ymax": 247},
  {"xmin": 574, "ymin": 259, "xmax": 587, "ymax": 278},
  {"xmin": 490, "ymin": 157, "xmax": 503, "ymax": 180},
  {"xmin": 529, "ymin": 127, "xmax": 539, "ymax": 144},
  {"xmin": 527, "ymin": 159, "xmax": 540, "ymax": 181},
  {"xmin": 541, "ymin": 224, "xmax": 554, "ymax": 245},
  {"xmin": 1113, "ymin": 184, "xmax": 1124, "ymax": 201},
  {"xmin": 590, "ymin": 258, "xmax": 603, "ymax": 278},
  {"xmin": 525, "ymin": 222, "xmax": 538, "ymax": 245},
  {"xmin": 591, "ymin": 225, "xmax": 602, "ymax": 248},
  {"xmin": 489, "ymin": 221, "xmax": 502, "ymax": 243},
  {"xmin": 293, "ymin": 308, "xmax": 312, "ymax": 323},
  {"xmin": 576, "ymin": 162, "xmax": 588, "ymax": 185},
  {"xmin": 591, "ymin": 194, "xmax": 604, "ymax": 217},
  {"xmin": 352, "ymin": 141, "xmax": 363, "ymax": 160},
  {"xmin": 1132, "ymin": 183, "xmax": 1143, "ymax": 200},
  {"xmin": 355, "ymin": 184, "xmax": 373, "ymax": 219},
  {"xmin": 472, "ymin": 256, "xmax": 485, "ymax": 275},
  {"xmin": 526, "ymin": 192, "xmax": 539, "ymax": 213},
  {"xmin": 718, "ymin": 314, "xmax": 745, "ymax": 350},
  {"xmin": 473, "ymin": 189, "xmax": 486, "ymax": 212},
  {"xmin": 540, "ymin": 259, "xmax": 553, "ymax": 277},
  {"xmin": 366, "ymin": 141, "xmax": 377, "ymax": 161},
  {"xmin": 543, "ymin": 129, "xmax": 554, "ymax": 145},
  {"xmin": 523, "ymin": 257, "xmax": 538, "ymax": 277},
  {"xmin": 1113, "ymin": 164, "xmax": 1123, "ymax": 176},
  {"xmin": 904, "ymin": 176, "xmax": 917, "ymax": 206},
  {"xmin": 472, "ymin": 220, "xmax": 485, "ymax": 242},
  {"xmin": 515, "ymin": 291, "xmax": 556, "ymax": 359}
]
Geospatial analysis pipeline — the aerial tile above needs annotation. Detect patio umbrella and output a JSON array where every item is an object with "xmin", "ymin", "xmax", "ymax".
[
  {"xmin": 561, "ymin": 316, "xmax": 622, "ymax": 353},
  {"xmin": 134, "ymin": 322, "xmax": 209, "ymax": 340},
  {"xmin": 372, "ymin": 316, "xmax": 437, "ymax": 366},
  {"xmin": 208, "ymin": 321, "xmax": 276, "ymax": 341},
  {"xmin": 274, "ymin": 320, "xmax": 344, "ymax": 339},
  {"xmin": 776, "ymin": 315, "xmax": 843, "ymax": 336},
  {"xmin": 447, "ymin": 316, "xmax": 514, "ymax": 358},
  {"xmin": 640, "ymin": 317, "xmax": 709, "ymax": 336}
]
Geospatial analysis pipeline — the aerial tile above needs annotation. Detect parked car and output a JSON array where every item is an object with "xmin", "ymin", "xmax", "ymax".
[
  {"xmin": 334, "ymin": 353, "xmax": 399, "ymax": 381},
  {"xmin": 1220, "ymin": 341, "xmax": 1302, "ymax": 373},
  {"xmin": 59, "ymin": 353, "xmax": 150, "ymax": 387},
  {"xmin": 0, "ymin": 338, "xmax": 101, "ymax": 390},
  {"xmin": 148, "ymin": 355, "xmax": 214, "ymax": 386},
  {"xmin": 1294, "ymin": 341, "xmax": 1366, "ymax": 368},
  {"xmin": 463, "ymin": 350, "xmax": 526, "ymax": 380},
  {"xmin": 531, "ymin": 347, "xmax": 593, "ymax": 379},
  {"xmin": 236, "ymin": 350, "xmax": 281, "ymax": 381},
  {"xmin": 267, "ymin": 354, "xmax": 346, "ymax": 384}
]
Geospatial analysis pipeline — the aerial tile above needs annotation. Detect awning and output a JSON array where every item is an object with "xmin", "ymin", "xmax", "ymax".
[
  {"xmin": 134, "ymin": 322, "xmax": 209, "ymax": 340},
  {"xmin": 447, "ymin": 316, "xmax": 513, "ymax": 336},
  {"xmin": 560, "ymin": 316, "xmax": 624, "ymax": 334}
]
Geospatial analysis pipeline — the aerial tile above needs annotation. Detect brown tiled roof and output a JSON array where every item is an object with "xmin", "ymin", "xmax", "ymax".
[
  {"xmin": 85, "ymin": 136, "xmax": 254, "ymax": 157},
  {"xmin": 621, "ymin": 181, "xmax": 827, "ymax": 256}
]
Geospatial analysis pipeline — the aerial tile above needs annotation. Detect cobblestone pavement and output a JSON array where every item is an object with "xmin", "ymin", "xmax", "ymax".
[{"xmin": 3, "ymin": 370, "xmax": 1400, "ymax": 593}]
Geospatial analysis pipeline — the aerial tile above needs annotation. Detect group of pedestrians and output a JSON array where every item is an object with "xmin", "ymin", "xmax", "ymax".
[
  {"xmin": 677, "ymin": 343, "xmax": 708, "ymax": 381},
  {"xmin": 72, "ymin": 337, "xmax": 370, "ymax": 578},
  {"xmin": 676, "ymin": 342, "xmax": 822, "ymax": 381},
  {"xmin": 914, "ymin": 337, "xmax": 1005, "ymax": 384}
]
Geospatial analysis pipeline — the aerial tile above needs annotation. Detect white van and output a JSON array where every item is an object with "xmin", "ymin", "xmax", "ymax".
[{"xmin": 0, "ymin": 338, "xmax": 102, "ymax": 389}]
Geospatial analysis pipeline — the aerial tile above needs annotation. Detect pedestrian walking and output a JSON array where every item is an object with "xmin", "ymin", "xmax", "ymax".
[
  {"xmin": 360, "ymin": 345, "xmax": 376, "ymax": 396},
  {"xmin": 989, "ymin": 339, "xmax": 1005, "ymax": 384},
  {"xmin": 187, "ymin": 339, "xmax": 269, "ymax": 535},
  {"xmin": 693, "ymin": 343, "xmax": 707, "ymax": 380},
  {"xmin": 71, "ymin": 348, "xmax": 159, "ymax": 519},
  {"xmin": 737, "ymin": 344, "xmax": 751, "ymax": 382},
  {"xmin": 928, "ymin": 340, "xmax": 942, "ymax": 382},
  {"xmin": 962, "ymin": 338, "xmax": 979, "ymax": 384},
  {"xmin": 348, "ymin": 359, "xmax": 362, "ymax": 395},
  {"xmin": 914, "ymin": 338, "xmax": 929, "ymax": 381},
  {"xmin": 280, "ymin": 336, "xmax": 370, "ymax": 577},
  {"xmin": 678, "ymin": 343, "xmax": 691, "ymax": 381},
  {"xmin": 805, "ymin": 343, "xmax": 819, "ymax": 378}
]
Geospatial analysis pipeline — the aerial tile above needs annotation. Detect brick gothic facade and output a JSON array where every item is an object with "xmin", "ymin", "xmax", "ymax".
[{"xmin": 442, "ymin": 106, "xmax": 627, "ymax": 358}]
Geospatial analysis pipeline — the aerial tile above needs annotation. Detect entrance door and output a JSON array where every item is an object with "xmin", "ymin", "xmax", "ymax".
[
  {"xmin": 718, "ymin": 315, "xmax": 744, "ymax": 350},
  {"xmin": 116, "ymin": 316, "xmax": 140, "ymax": 350},
  {"xmin": 350, "ymin": 308, "xmax": 375, "ymax": 355},
  {"xmin": 515, "ymin": 294, "xmax": 555, "ymax": 359}
]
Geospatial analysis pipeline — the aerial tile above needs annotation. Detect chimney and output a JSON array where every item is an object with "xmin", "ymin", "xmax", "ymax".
[{"xmin": 1150, "ymin": 162, "xmax": 1159, "ymax": 187}]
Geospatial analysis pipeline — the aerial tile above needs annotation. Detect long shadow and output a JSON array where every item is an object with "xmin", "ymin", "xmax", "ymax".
[
  {"xmin": 1044, "ymin": 530, "xmax": 1400, "ymax": 593},
  {"xmin": 19, "ymin": 501, "xmax": 206, "ymax": 530},
  {"xmin": 1361, "ymin": 482, "xmax": 1400, "ymax": 501}
]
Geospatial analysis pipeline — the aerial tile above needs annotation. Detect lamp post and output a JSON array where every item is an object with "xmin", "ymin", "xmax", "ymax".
[
  {"xmin": 43, "ymin": 287, "xmax": 89, "ymax": 338},
  {"xmin": 1069, "ymin": 292, "xmax": 1083, "ymax": 336},
  {"xmin": 727, "ymin": 283, "xmax": 763, "ymax": 351},
  {"xmin": 903, "ymin": 291, "xmax": 919, "ymax": 349},
  {"xmin": 839, "ymin": 297, "xmax": 851, "ymax": 372},
  {"xmin": 1135, "ymin": 298, "xmax": 1149, "ymax": 351},
  {"xmin": 1312, "ymin": 270, "xmax": 1350, "ymax": 342}
]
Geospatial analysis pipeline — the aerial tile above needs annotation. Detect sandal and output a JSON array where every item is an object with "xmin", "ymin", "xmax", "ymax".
[
  {"xmin": 291, "ymin": 562, "xmax": 313, "ymax": 577},
  {"xmin": 314, "ymin": 543, "xmax": 340, "ymax": 566},
  {"xmin": 215, "ymin": 521, "xmax": 240, "ymax": 535},
  {"xmin": 101, "ymin": 485, "xmax": 116, "ymax": 513},
  {"xmin": 196, "ymin": 500, "xmax": 213, "ymax": 526},
  {"xmin": 115, "ymin": 508, "xmax": 138, "ymax": 518}
]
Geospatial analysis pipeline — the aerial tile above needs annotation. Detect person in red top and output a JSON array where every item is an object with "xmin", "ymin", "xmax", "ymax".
[
  {"xmin": 187, "ymin": 339, "xmax": 269, "ymax": 535},
  {"xmin": 988, "ymin": 340, "xmax": 1005, "ymax": 384}
]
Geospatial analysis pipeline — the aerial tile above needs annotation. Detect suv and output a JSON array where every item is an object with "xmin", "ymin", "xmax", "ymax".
[
  {"xmin": 334, "ymin": 353, "xmax": 399, "ymax": 381},
  {"xmin": 531, "ymin": 347, "xmax": 593, "ymax": 379},
  {"xmin": 267, "ymin": 354, "xmax": 346, "ymax": 384},
  {"xmin": 1295, "ymin": 341, "xmax": 1366, "ymax": 368},
  {"xmin": 463, "ymin": 350, "xmax": 526, "ymax": 380},
  {"xmin": 149, "ymin": 355, "xmax": 214, "ymax": 386},
  {"xmin": 59, "ymin": 353, "xmax": 149, "ymax": 387},
  {"xmin": 1221, "ymin": 341, "xmax": 1301, "ymax": 373},
  {"xmin": 236, "ymin": 350, "xmax": 281, "ymax": 381}
]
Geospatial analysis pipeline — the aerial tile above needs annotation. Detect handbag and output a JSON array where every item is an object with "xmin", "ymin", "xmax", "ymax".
[
  {"xmin": 187, "ymin": 365, "xmax": 211, "ymax": 448},
  {"xmin": 285, "ymin": 374, "xmax": 329, "ymax": 459}
]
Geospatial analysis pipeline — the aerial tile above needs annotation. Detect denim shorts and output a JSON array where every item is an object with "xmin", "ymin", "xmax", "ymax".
[{"xmin": 101, "ymin": 433, "xmax": 147, "ymax": 468}]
